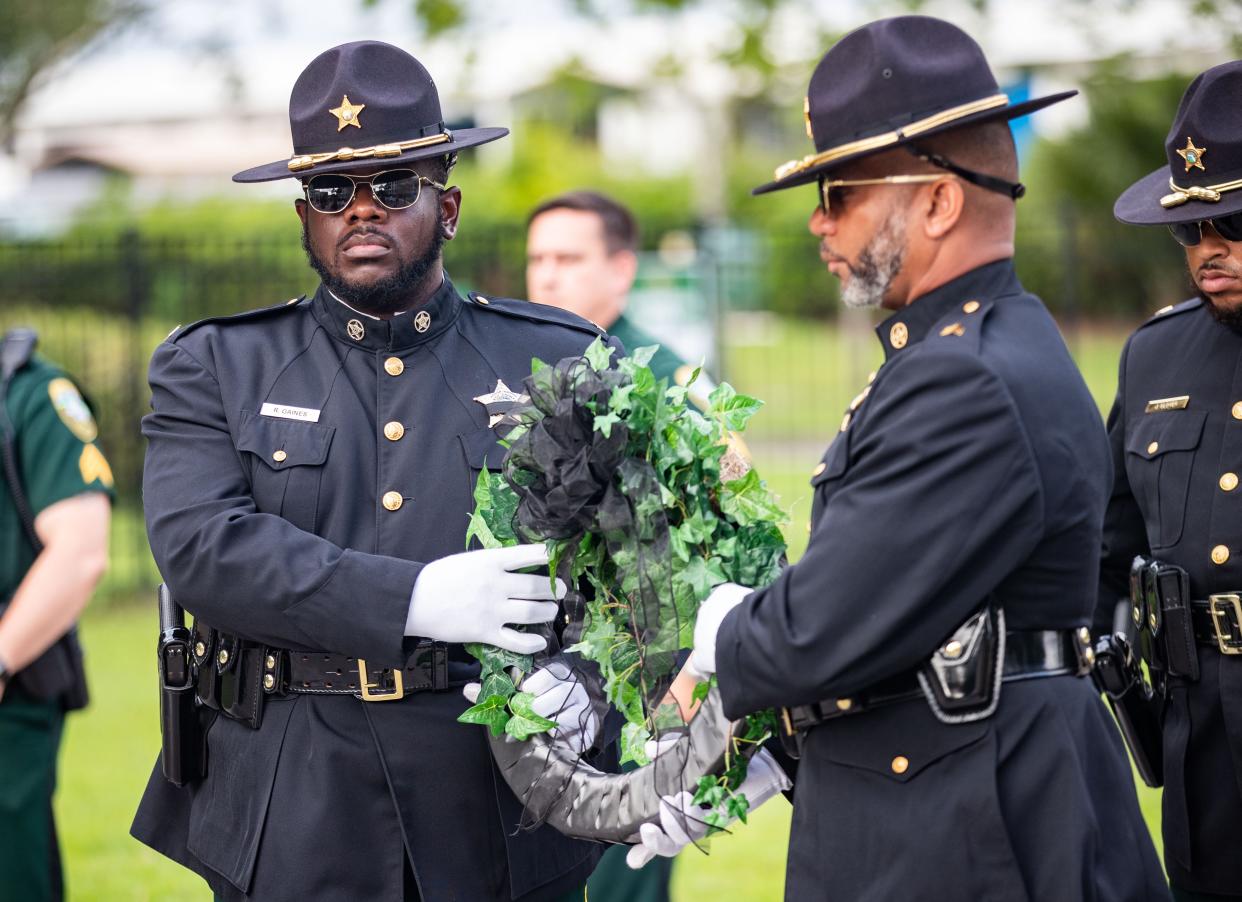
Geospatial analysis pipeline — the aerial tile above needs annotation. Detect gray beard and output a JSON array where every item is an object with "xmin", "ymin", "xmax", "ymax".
[{"xmin": 839, "ymin": 208, "xmax": 908, "ymax": 310}]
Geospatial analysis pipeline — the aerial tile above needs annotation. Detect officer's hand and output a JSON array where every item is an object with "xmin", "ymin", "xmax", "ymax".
[
  {"xmin": 687, "ymin": 582, "xmax": 752, "ymax": 678},
  {"xmin": 624, "ymin": 747, "xmax": 791, "ymax": 869},
  {"xmin": 407, "ymin": 544, "xmax": 564, "ymax": 654},
  {"xmin": 523, "ymin": 661, "xmax": 599, "ymax": 754}
]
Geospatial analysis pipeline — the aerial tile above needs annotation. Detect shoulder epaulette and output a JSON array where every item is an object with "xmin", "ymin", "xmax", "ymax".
[
  {"xmin": 465, "ymin": 292, "xmax": 604, "ymax": 338},
  {"xmin": 168, "ymin": 296, "xmax": 307, "ymax": 343},
  {"xmin": 1137, "ymin": 297, "xmax": 1201, "ymax": 331},
  {"xmin": 925, "ymin": 296, "xmax": 994, "ymax": 354}
]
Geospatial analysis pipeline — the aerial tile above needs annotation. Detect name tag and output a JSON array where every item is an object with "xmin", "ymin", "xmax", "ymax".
[
  {"xmin": 260, "ymin": 402, "xmax": 321, "ymax": 423},
  {"xmin": 1145, "ymin": 396, "xmax": 1190, "ymax": 413}
]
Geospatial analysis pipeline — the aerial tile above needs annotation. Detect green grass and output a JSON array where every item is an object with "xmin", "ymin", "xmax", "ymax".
[{"xmin": 52, "ymin": 315, "xmax": 1160, "ymax": 899}]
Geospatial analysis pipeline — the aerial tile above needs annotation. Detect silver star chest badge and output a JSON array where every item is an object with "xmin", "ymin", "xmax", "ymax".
[{"xmin": 473, "ymin": 380, "xmax": 530, "ymax": 429}]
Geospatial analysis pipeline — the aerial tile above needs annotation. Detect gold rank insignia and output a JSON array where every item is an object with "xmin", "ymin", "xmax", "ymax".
[
  {"xmin": 47, "ymin": 378, "xmax": 98, "ymax": 443},
  {"xmin": 474, "ymin": 380, "xmax": 531, "ymax": 429},
  {"xmin": 1177, "ymin": 136, "xmax": 1206, "ymax": 172},
  {"xmin": 803, "ymin": 96, "xmax": 813, "ymax": 140},
  {"xmin": 79, "ymin": 443, "xmax": 114, "ymax": 488},
  {"xmin": 330, "ymin": 95, "xmax": 366, "ymax": 131}
]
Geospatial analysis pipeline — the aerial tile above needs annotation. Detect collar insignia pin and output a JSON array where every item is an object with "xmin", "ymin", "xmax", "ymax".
[
  {"xmin": 1177, "ymin": 136, "xmax": 1206, "ymax": 172},
  {"xmin": 330, "ymin": 95, "xmax": 366, "ymax": 131},
  {"xmin": 414, "ymin": 310, "xmax": 431, "ymax": 333},
  {"xmin": 346, "ymin": 318, "xmax": 365, "ymax": 341}
]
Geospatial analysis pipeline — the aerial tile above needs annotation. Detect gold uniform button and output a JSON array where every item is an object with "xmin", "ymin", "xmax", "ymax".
[
  {"xmin": 384, "ymin": 421, "xmax": 405, "ymax": 441},
  {"xmin": 835, "ymin": 698, "xmax": 853, "ymax": 712},
  {"xmin": 963, "ymin": 300, "xmax": 981, "ymax": 314},
  {"xmin": 217, "ymin": 649, "xmax": 230, "ymax": 666},
  {"xmin": 1233, "ymin": 402, "xmax": 1242, "ymax": 420},
  {"xmin": 812, "ymin": 461, "xmax": 827, "ymax": 477},
  {"xmin": 943, "ymin": 639, "xmax": 964, "ymax": 659},
  {"xmin": 1147, "ymin": 441, "xmax": 1159, "ymax": 455},
  {"xmin": 476, "ymin": 295, "xmax": 490, "ymax": 305},
  {"xmin": 1212, "ymin": 544, "xmax": 1230, "ymax": 565},
  {"xmin": 889, "ymin": 322, "xmax": 908, "ymax": 349},
  {"xmin": 194, "ymin": 641, "xmax": 206, "ymax": 658},
  {"xmin": 867, "ymin": 371, "xmax": 877, "ymax": 384},
  {"xmin": 382, "ymin": 491, "xmax": 404, "ymax": 511},
  {"xmin": 891, "ymin": 755, "xmax": 909, "ymax": 775},
  {"xmin": 263, "ymin": 674, "xmax": 276, "ymax": 691},
  {"xmin": 1077, "ymin": 627, "xmax": 1092, "ymax": 646},
  {"xmin": 265, "ymin": 654, "xmax": 277, "ymax": 670},
  {"xmin": 1221, "ymin": 472, "xmax": 1239, "ymax": 492},
  {"xmin": 272, "ymin": 449, "xmax": 288, "ymax": 463},
  {"xmin": 384, "ymin": 357, "xmax": 404, "ymax": 376}
]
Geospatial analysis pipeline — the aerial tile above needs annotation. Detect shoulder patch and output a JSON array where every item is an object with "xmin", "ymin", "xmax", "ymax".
[
  {"xmin": 169, "ymin": 296, "xmax": 307, "ymax": 343},
  {"xmin": 466, "ymin": 292, "xmax": 604, "ymax": 338},
  {"xmin": 1137, "ymin": 296, "xmax": 1201, "ymax": 332},
  {"xmin": 47, "ymin": 376, "xmax": 98, "ymax": 442}
]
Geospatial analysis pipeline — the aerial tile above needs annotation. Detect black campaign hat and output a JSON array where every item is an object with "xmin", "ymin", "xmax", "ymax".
[
  {"xmin": 753, "ymin": 16, "xmax": 1075, "ymax": 195},
  {"xmin": 1115, "ymin": 62, "xmax": 1242, "ymax": 226},
  {"xmin": 233, "ymin": 40, "xmax": 507, "ymax": 183}
]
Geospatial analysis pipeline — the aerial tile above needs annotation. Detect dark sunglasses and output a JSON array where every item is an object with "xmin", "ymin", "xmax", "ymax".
[
  {"xmin": 303, "ymin": 168, "xmax": 446, "ymax": 214},
  {"xmin": 1168, "ymin": 211, "xmax": 1242, "ymax": 247}
]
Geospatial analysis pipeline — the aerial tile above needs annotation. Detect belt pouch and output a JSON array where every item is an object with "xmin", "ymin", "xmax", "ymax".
[
  {"xmin": 1156, "ymin": 564, "xmax": 1198, "ymax": 681},
  {"xmin": 221, "ymin": 644, "xmax": 265, "ymax": 730},
  {"xmin": 917, "ymin": 605, "xmax": 1004, "ymax": 724},
  {"xmin": 193, "ymin": 622, "xmax": 220, "ymax": 710}
]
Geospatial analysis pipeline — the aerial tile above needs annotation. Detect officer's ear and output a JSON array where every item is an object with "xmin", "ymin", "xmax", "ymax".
[
  {"xmin": 920, "ymin": 177, "xmax": 965, "ymax": 240},
  {"xmin": 294, "ymin": 197, "xmax": 308, "ymax": 228},
  {"xmin": 439, "ymin": 186, "xmax": 462, "ymax": 241}
]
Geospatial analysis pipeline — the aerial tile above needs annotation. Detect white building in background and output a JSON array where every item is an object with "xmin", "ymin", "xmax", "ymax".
[{"xmin": 1, "ymin": 0, "xmax": 1230, "ymax": 236}]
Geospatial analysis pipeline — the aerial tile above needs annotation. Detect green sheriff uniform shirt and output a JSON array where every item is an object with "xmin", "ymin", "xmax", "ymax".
[
  {"xmin": 607, "ymin": 314, "xmax": 693, "ymax": 387},
  {"xmin": 0, "ymin": 352, "xmax": 113, "ymax": 902},
  {"xmin": 0, "ymin": 354, "xmax": 114, "ymax": 603}
]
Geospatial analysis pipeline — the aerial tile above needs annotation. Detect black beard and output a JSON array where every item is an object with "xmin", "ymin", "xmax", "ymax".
[
  {"xmin": 1196, "ymin": 286, "xmax": 1242, "ymax": 335},
  {"xmin": 302, "ymin": 222, "xmax": 446, "ymax": 317}
]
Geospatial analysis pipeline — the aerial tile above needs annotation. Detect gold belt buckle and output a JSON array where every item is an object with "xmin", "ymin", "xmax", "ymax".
[
  {"xmin": 357, "ymin": 659, "xmax": 405, "ymax": 701},
  {"xmin": 1208, "ymin": 594, "xmax": 1242, "ymax": 655}
]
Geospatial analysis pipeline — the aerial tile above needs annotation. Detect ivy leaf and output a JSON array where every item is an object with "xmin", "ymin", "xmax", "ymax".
[
  {"xmin": 465, "ymin": 643, "xmax": 533, "ymax": 675},
  {"xmin": 720, "ymin": 469, "xmax": 788, "ymax": 525},
  {"xmin": 505, "ymin": 691, "xmax": 559, "ymax": 741},
  {"xmin": 691, "ymin": 678, "xmax": 713, "ymax": 705},
  {"xmin": 726, "ymin": 793, "xmax": 751, "ymax": 824},
  {"xmin": 594, "ymin": 411, "xmax": 622, "ymax": 438},
  {"xmin": 584, "ymin": 337, "xmax": 616, "ymax": 373},
  {"xmin": 628, "ymin": 344, "xmax": 659, "ymax": 368},
  {"xmin": 458, "ymin": 694, "xmax": 511, "ymax": 737},
  {"xmin": 621, "ymin": 721, "xmax": 653, "ymax": 765},
  {"xmin": 480, "ymin": 669, "xmax": 515, "ymax": 701},
  {"xmin": 708, "ymin": 382, "xmax": 764, "ymax": 432}
]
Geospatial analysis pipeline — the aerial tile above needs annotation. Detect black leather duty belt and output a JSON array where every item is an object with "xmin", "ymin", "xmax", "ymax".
[
  {"xmin": 781, "ymin": 627, "xmax": 1091, "ymax": 736},
  {"xmin": 1191, "ymin": 595, "xmax": 1242, "ymax": 655},
  {"xmin": 265, "ymin": 641, "xmax": 454, "ymax": 702}
]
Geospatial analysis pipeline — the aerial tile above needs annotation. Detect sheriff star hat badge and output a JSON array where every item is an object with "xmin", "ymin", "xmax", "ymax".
[
  {"xmin": 1177, "ymin": 136, "xmax": 1206, "ymax": 172},
  {"xmin": 329, "ymin": 94, "xmax": 366, "ymax": 131}
]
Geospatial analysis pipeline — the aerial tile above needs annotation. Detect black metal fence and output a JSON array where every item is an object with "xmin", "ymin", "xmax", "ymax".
[{"xmin": 0, "ymin": 220, "xmax": 1184, "ymax": 601}]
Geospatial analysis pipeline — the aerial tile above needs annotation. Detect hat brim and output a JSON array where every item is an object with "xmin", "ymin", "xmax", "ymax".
[
  {"xmin": 232, "ymin": 126, "xmax": 509, "ymax": 183},
  {"xmin": 751, "ymin": 90, "xmax": 1077, "ymax": 196},
  {"xmin": 1114, "ymin": 164, "xmax": 1242, "ymax": 225}
]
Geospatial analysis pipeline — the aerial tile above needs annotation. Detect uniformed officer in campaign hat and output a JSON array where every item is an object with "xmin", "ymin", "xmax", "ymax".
[
  {"xmin": 0, "ymin": 333, "xmax": 112, "ymax": 902},
  {"xmin": 1103, "ymin": 60, "xmax": 1242, "ymax": 902},
  {"xmin": 131, "ymin": 41, "xmax": 613, "ymax": 900},
  {"xmin": 629, "ymin": 16, "xmax": 1169, "ymax": 900}
]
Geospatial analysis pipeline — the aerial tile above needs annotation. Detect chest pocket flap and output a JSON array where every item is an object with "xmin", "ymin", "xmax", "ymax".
[
  {"xmin": 820, "ymin": 699, "xmax": 989, "ymax": 783},
  {"xmin": 1125, "ymin": 408, "xmax": 1206, "ymax": 460},
  {"xmin": 237, "ymin": 409, "xmax": 335, "ymax": 470},
  {"xmin": 811, "ymin": 433, "xmax": 850, "ymax": 487},
  {"xmin": 460, "ymin": 427, "xmax": 510, "ymax": 470}
]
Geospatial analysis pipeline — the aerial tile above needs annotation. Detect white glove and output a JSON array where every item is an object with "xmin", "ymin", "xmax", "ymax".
[
  {"xmin": 687, "ymin": 582, "xmax": 752, "ymax": 677},
  {"xmin": 406, "ymin": 544, "xmax": 564, "ymax": 654},
  {"xmin": 625, "ymin": 747, "xmax": 791, "ymax": 869},
  {"xmin": 524, "ymin": 661, "xmax": 599, "ymax": 754}
]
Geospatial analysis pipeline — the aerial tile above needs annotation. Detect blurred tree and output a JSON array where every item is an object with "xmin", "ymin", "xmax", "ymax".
[{"xmin": 0, "ymin": 0, "xmax": 147, "ymax": 150}]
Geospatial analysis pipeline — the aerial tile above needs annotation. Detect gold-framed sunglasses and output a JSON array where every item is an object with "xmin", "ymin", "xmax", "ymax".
[
  {"xmin": 816, "ymin": 173, "xmax": 946, "ymax": 214},
  {"xmin": 303, "ymin": 168, "xmax": 447, "ymax": 214}
]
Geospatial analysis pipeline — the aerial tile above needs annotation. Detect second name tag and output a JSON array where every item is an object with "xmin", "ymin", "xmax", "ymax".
[
  {"xmin": 260, "ymin": 402, "xmax": 321, "ymax": 423},
  {"xmin": 1145, "ymin": 396, "xmax": 1190, "ymax": 413}
]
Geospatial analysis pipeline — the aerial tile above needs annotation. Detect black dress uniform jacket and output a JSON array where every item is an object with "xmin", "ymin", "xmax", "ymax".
[
  {"xmin": 1097, "ymin": 296, "xmax": 1242, "ymax": 895},
  {"xmin": 131, "ymin": 278, "xmax": 615, "ymax": 901},
  {"xmin": 716, "ymin": 261, "xmax": 1167, "ymax": 901}
]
